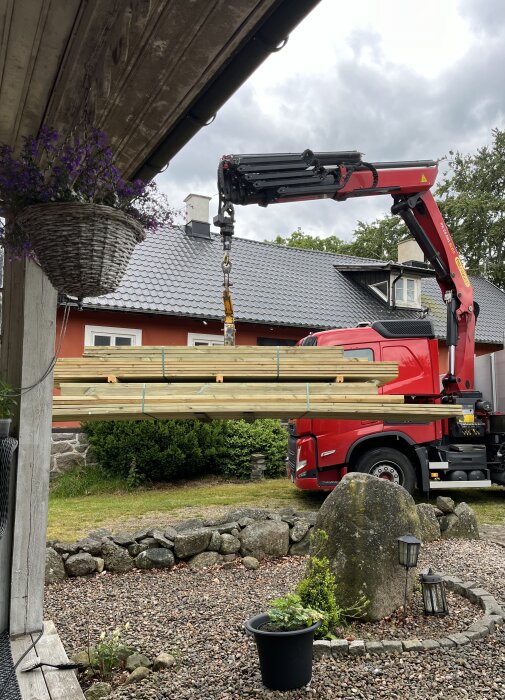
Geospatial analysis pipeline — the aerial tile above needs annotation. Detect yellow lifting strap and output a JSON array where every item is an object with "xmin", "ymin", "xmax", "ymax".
[{"xmin": 222, "ymin": 252, "xmax": 236, "ymax": 346}]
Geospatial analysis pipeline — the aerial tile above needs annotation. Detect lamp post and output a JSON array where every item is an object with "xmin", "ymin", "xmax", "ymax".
[
  {"xmin": 420, "ymin": 569, "xmax": 449, "ymax": 616},
  {"xmin": 397, "ymin": 534, "xmax": 422, "ymax": 622}
]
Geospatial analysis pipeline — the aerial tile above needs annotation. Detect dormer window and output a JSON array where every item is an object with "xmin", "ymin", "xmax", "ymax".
[
  {"xmin": 394, "ymin": 276, "xmax": 421, "ymax": 309},
  {"xmin": 369, "ymin": 280, "xmax": 389, "ymax": 302}
]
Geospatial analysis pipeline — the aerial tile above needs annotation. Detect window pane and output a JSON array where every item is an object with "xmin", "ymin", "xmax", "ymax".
[
  {"xmin": 344, "ymin": 348, "xmax": 374, "ymax": 361},
  {"xmin": 115, "ymin": 336, "xmax": 133, "ymax": 346},
  {"xmin": 194, "ymin": 341, "xmax": 211, "ymax": 346},
  {"xmin": 407, "ymin": 278, "xmax": 416, "ymax": 301},
  {"xmin": 395, "ymin": 278, "xmax": 404, "ymax": 300},
  {"xmin": 94, "ymin": 335, "xmax": 111, "ymax": 346}
]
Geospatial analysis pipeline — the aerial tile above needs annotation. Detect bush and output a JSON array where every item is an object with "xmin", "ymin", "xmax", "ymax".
[
  {"xmin": 84, "ymin": 420, "xmax": 228, "ymax": 484},
  {"xmin": 83, "ymin": 418, "xmax": 288, "ymax": 484},
  {"xmin": 221, "ymin": 419, "xmax": 288, "ymax": 479}
]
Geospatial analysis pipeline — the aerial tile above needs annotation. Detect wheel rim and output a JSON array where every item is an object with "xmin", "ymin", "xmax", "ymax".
[{"xmin": 369, "ymin": 461, "xmax": 402, "ymax": 484}]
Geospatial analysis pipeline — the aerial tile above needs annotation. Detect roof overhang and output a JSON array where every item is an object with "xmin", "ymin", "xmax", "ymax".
[
  {"xmin": 0, "ymin": 0, "xmax": 321, "ymax": 179},
  {"xmin": 334, "ymin": 261, "xmax": 437, "ymax": 278}
]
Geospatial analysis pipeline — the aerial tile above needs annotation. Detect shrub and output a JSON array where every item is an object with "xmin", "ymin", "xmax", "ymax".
[
  {"xmin": 297, "ymin": 530, "xmax": 369, "ymax": 639},
  {"xmin": 83, "ymin": 418, "xmax": 288, "ymax": 483},
  {"xmin": 84, "ymin": 419, "xmax": 228, "ymax": 484},
  {"xmin": 221, "ymin": 419, "xmax": 288, "ymax": 479},
  {"xmin": 266, "ymin": 593, "xmax": 323, "ymax": 632}
]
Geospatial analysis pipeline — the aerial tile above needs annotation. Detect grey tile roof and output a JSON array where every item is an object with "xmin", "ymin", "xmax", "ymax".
[{"xmin": 84, "ymin": 226, "xmax": 505, "ymax": 346}]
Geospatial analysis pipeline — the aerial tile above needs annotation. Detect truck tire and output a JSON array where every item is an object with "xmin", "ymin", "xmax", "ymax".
[{"xmin": 354, "ymin": 447, "xmax": 417, "ymax": 494}]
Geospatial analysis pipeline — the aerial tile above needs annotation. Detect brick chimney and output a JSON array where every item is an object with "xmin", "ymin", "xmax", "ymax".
[
  {"xmin": 184, "ymin": 193, "xmax": 212, "ymax": 238},
  {"xmin": 397, "ymin": 237, "xmax": 425, "ymax": 265}
]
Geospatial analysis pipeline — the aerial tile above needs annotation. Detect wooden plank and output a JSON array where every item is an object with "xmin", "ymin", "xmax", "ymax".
[
  {"xmin": 11, "ymin": 633, "xmax": 50, "ymax": 700},
  {"xmin": 0, "ymin": 259, "xmax": 57, "ymax": 637},
  {"xmin": 35, "ymin": 622, "xmax": 85, "ymax": 700}
]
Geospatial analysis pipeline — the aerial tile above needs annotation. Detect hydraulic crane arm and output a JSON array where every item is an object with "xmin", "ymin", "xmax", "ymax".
[{"xmin": 216, "ymin": 150, "xmax": 476, "ymax": 393}]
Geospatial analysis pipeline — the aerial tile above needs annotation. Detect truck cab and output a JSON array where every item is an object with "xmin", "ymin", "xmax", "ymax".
[{"xmin": 288, "ymin": 319, "xmax": 503, "ymax": 494}]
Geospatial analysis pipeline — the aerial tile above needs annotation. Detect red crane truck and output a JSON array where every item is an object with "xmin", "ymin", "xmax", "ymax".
[{"xmin": 215, "ymin": 150, "xmax": 505, "ymax": 495}]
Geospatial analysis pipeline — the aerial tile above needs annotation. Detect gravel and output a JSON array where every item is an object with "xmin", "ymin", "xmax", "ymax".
[{"xmin": 44, "ymin": 539, "xmax": 505, "ymax": 699}]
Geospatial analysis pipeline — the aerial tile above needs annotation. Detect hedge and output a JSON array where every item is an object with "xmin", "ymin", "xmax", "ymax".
[{"xmin": 84, "ymin": 419, "xmax": 288, "ymax": 484}]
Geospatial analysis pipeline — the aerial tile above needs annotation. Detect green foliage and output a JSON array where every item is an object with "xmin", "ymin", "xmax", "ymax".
[
  {"xmin": 0, "ymin": 381, "xmax": 16, "ymax": 419},
  {"xmin": 83, "ymin": 418, "xmax": 287, "ymax": 483},
  {"xmin": 267, "ymin": 593, "xmax": 323, "ymax": 632},
  {"xmin": 89, "ymin": 624, "xmax": 131, "ymax": 681},
  {"xmin": 49, "ymin": 465, "xmax": 128, "ymax": 498},
  {"xmin": 221, "ymin": 419, "xmax": 288, "ymax": 479},
  {"xmin": 297, "ymin": 530, "xmax": 369, "ymax": 639},
  {"xmin": 437, "ymin": 128, "xmax": 505, "ymax": 289},
  {"xmin": 272, "ymin": 227, "xmax": 349, "ymax": 253},
  {"xmin": 84, "ymin": 419, "xmax": 229, "ymax": 483}
]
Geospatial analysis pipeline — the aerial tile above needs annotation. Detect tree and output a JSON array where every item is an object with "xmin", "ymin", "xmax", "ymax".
[
  {"xmin": 271, "ymin": 227, "xmax": 349, "ymax": 254},
  {"xmin": 346, "ymin": 216, "xmax": 408, "ymax": 260},
  {"xmin": 436, "ymin": 128, "xmax": 505, "ymax": 289}
]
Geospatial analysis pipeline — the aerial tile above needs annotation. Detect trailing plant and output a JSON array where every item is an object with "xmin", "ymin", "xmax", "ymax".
[
  {"xmin": 0, "ymin": 381, "xmax": 16, "ymax": 419},
  {"xmin": 0, "ymin": 125, "xmax": 176, "ymax": 257},
  {"xmin": 88, "ymin": 623, "xmax": 131, "ymax": 681},
  {"xmin": 266, "ymin": 593, "xmax": 323, "ymax": 632},
  {"xmin": 297, "ymin": 530, "xmax": 369, "ymax": 639}
]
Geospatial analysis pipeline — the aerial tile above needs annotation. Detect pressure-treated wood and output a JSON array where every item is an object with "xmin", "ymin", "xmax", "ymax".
[{"xmin": 55, "ymin": 346, "xmax": 398, "ymax": 385}]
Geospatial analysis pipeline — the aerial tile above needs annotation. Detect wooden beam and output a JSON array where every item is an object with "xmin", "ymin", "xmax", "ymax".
[{"xmin": 0, "ymin": 258, "xmax": 57, "ymax": 637}]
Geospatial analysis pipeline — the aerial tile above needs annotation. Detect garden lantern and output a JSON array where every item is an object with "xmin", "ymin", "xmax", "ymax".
[
  {"xmin": 397, "ymin": 533, "xmax": 422, "ymax": 622},
  {"xmin": 420, "ymin": 569, "xmax": 449, "ymax": 616}
]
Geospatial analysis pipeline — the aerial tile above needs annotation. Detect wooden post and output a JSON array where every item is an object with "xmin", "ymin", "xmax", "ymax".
[{"xmin": 0, "ymin": 257, "xmax": 57, "ymax": 636}]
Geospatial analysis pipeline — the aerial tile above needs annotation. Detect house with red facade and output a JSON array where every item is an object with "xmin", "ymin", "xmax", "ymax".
[{"xmin": 51, "ymin": 194, "xmax": 505, "ymax": 472}]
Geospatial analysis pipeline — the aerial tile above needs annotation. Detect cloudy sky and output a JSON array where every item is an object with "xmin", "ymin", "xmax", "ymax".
[{"xmin": 156, "ymin": 0, "xmax": 505, "ymax": 242}]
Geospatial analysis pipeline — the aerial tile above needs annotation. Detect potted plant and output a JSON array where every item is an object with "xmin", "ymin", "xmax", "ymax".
[
  {"xmin": 0, "ymin": 126, "xmax": 175, "ymax": 299},
  {"xmin": 245, "ymin": 594, "xmax": 323, "ymax": 691},
  {"xmin": 0, "ymin": 382, "xmax": 16, "ymax": 437}
]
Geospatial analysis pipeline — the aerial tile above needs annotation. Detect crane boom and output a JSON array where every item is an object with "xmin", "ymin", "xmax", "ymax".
[{"xmin": 216, "ymin": 151, "xmax": 476, "ymax": 394}]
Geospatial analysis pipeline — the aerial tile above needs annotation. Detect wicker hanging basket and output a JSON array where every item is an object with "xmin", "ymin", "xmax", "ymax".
[{"xmin": 15, "ymin": 202, "xmax": 146, "ymax": 299}]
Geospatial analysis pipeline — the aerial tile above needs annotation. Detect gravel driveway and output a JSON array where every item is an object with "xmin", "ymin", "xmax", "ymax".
[{"xmin": 44, "ymin": 539, "xmax": 505, "ymax": 699}]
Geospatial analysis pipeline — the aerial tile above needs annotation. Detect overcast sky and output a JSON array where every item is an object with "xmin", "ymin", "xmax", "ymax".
[{"xmin": 156, "ymin": 0, "xmax": 505, "ymax": 242}]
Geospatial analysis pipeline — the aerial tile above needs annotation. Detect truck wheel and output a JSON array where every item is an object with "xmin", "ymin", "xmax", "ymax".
[{"xmin": 354, "ymin": 447, "xmax": 416, "ymax": 494}]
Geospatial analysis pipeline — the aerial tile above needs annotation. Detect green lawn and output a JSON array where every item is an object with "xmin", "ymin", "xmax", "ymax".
[{"xmin": 47, "ymin": 471, "xmax": 505, "ymax": 542}]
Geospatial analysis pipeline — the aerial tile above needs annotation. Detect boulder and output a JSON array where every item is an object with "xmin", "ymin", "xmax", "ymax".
[
  {"xmin": 71, "ymin": 649, "xmax": 93, "ymax": 668},
  {"xmin": 53, "ymin": 541, "xmax": 80, "ymax": 556},
  {"xmin": 174, "ymin": 528, "xmax": 211, "ymax": 558},
  {"xmin": 126, "ymin": 652, "xmax": 152, "ymax": 671},
  {"xmin": 164, "ymin": 526, "xmax": 178, "ymax": 541},
  {"xmin": 88, "ymin": 529, "xmax": 112, "ymax": 540},
  {"xmin": 151, "ymin": 531, "xmax": 174, "ymax": 549},
  {"xmin": 125, "ymin": 666, "xmax": 150, "ymax": 684},
  {"xmin": 207, "ymin": 531, "xmax": 222, "ymax": 552},
  {"xmin": 174, "ymin": 519, "xmax": 205, "ymax": 532},
  {"xmin": 112, "ymin": 532, "xmax": 135, "ymax": 547},
  {"xmin": 289, "ymin": 531, "xmax": 312, "ymax": 555},
  {"xmin": 242, "ymin": 556, "xmax": 260, "ymax": 570},
  {"xmin": 84, "ymin": 682, "xmax": 112, "ymax": 700},
  {"xmin": 76, "ymin": 538, "xmax": 103, "ymax": 557},
  {"xmin": 135, "ymin": 548, "xmax": 175, "ymax": 569},
  {"xmin": 153, "ymin": 652, "xmax": 175, "ymax": 671},
  {"xmin": 416, "ymin": 504, "xmax": 441, "ymax": 541},
  {"xmin": 290, "ymin": 519, "xmax": 310, "ymax": 543},
  {"xmin": 219, "ymin": 534, "xmax": 241, "ymax": 554},
  {"xmin": 188, "ymin": 551, "xmax": 222, "ymax": 570},
  {"xmin": 139, "ymin": 537, "xmax": 159, "ymax": 548},
  {"xmin": 216, "ymin": 522, "xmax": 240, "ymax": 534},
  {"xmin": 436, "ymin": 496, "xmax": 455, "ymax": 514},
  {"xmin": 239, "ymin": 520, "xmax": 289, "ymax": 560},
  {"xmin": 65, "ymin": 553, "xmax": 96, "ymax": 577},
  {"xmin": 441, "ymin": 502, "xmax": 479, "ymax": 539},
  {"xmin": 128, "ymin": 542, "xmax": 148, "ymax": 557},
  {"xmin": 101, "ymin": 541, "xmax": 134, "ymax": 573},
  {"xmin": 226, "ymin": 508, "xmax": 269, "ymax": 522},
  {"xmin": 315, "ymin": 472, "xmax": 421, "ymax": 621},
  {"xmin": 45, "ymin": 548, "xmax": 67, "ymax": 583}
]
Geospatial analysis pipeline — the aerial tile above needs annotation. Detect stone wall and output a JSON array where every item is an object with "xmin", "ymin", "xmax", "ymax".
[{"xmin": 51, "ymin": 431, "xmax": 96, "ymax": 477}]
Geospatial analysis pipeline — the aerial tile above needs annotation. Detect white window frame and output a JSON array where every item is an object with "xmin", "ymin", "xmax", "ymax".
[
  {"xmin": 187, "ymin": 332, "xmax": 225, "ymax": 346},
  {"xmin": 392, "ymin": 275, "xmax": 422, "ymax": 309},
  {"xmin": 369, "ymin": 280, "xmax": 389, "ymax": 302},
  {"xmin": 84, "ymin": 325, "xmax": 142, "ymax": 347}
]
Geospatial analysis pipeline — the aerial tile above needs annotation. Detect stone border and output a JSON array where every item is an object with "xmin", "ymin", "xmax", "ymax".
[{"xmin": 313, "ymin": 573, "xmax": 505, "ymax": 659}]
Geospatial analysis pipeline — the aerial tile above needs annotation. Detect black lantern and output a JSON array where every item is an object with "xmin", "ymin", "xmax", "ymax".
[
  {"xmin": 397, "ymin": 533, "xmax": 422, "ymax": 622},
  {"xmin": 420, "ymin": 569, "xmax": 449, "ymax": 616}
]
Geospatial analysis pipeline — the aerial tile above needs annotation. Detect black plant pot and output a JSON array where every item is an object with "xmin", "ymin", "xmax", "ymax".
[{"xmin": 245, "ymin": 613, "xmax": 322, "ymax": 691}]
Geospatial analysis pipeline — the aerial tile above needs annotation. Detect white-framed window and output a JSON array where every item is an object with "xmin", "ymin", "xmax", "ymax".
[
  {"xmin": 187, "ymin": 332, "xmax": 224, "ymax": 347},
  {"xmin": 84, "ymin": 325, "xmax": 142, "ymax": 347},
  {"xmin": 393, "ymin": 276, "xmax": 421, "ymax": 308}
]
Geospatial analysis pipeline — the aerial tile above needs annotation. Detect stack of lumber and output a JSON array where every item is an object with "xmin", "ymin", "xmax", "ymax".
[{"xmin": 54, "ymin": 346, "xmax": 463, "ymax": 423}]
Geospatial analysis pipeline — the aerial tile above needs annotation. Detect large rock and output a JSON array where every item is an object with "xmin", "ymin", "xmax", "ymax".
[
  {"xmin": 239, "ymin": 520, "xmax": 289, "ymax": 560},
  {"xmin": 135, "ymin": 548, "xmax": 175, "ymax": 569},
  {"xmin": 84, "ymin": 682, "xmax": 112, "ymax": 700},
  {"xmin": 65, "ymin": 553, "xmax": 96, "ymax": 577},
  {"xmin": 436, "ymin": 496, "xmax": 455, "ymax": 514},
  {"xmin": 290, "ymin": 519, "xmax": 311, "ymax": 542},
  {"xmin": 315, "ymin": 473, "xmax": 421, "ymax": 621},
  {"xmin": 188, "ymin": 551, "xmax": 222, "ymax": 570},
  {"xmin": 441, "ymin": 502, "xmax": 479, "ymax": 539},
  {"xmin": 101, "ymin": 541, "xmax": 134, "ymax": 573},
  {"xmin": 45, "ymin": 548, "xmax": 67, "ymax": 583},
  {"xmin": 219, "ymin": 534, "xmax": 240, "ymax": 554},
  {"xmin": 174, "ymin": 528, "xmax": 211, "ymax": 558},
  {"xmin": 416, "ymin": 503, "xmax": 441, "ymax": 541},
  {"xmin": 289, "ymin": 531, "xmax": 312, "ymax": 555},
  {"xmin": 75, "ymin": 538, "xmax": 103, "ymax": 556}
]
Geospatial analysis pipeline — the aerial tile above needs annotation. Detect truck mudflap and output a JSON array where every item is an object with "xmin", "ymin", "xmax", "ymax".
[{"xmin": 415, "ymin": 445, "xmax": 430, "ymax": 493}]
